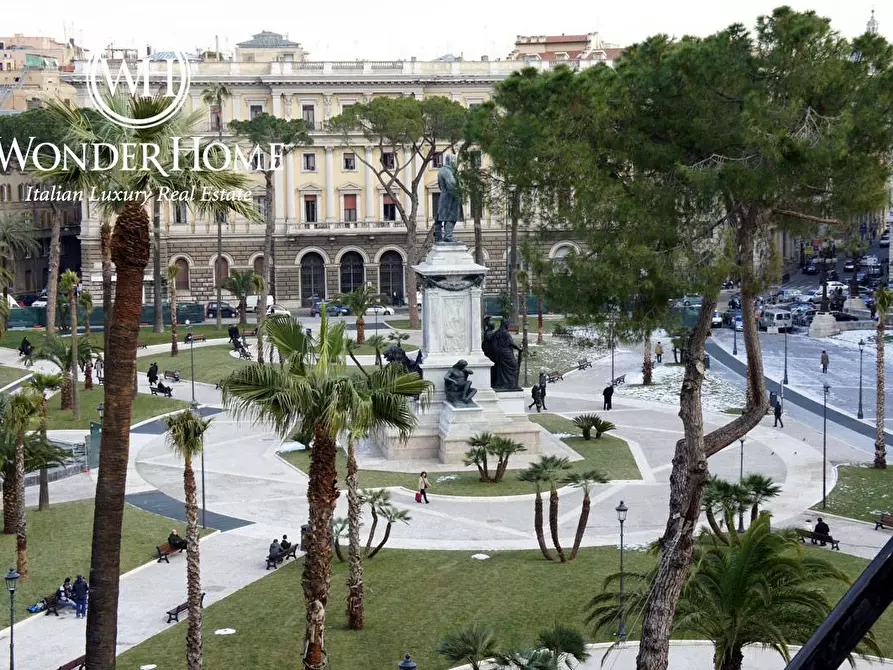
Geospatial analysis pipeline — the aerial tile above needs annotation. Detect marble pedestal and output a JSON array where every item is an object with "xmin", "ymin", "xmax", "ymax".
[
  {"xmin": 373, "ymin": 243, "xmax": 541, "ymax": 464},
  {"xmin": 809, "ymin": 312, "xmax": 841, "ymax": 338},
  {"xmin": 844, "ymin": 297, "xmax": 867, "ymax": 312}
]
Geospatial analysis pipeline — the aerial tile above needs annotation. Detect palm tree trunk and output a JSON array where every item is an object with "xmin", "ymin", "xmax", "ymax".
[
  {"xmin": 38, "ymin": 467, "xmax": 49, "ymax": 511},
  {"xmin": 570, "ymin": 493, "xmax": 590, "ymax": 560},
  {"xmin": 3, "ymin": 472, "xmax": 16, "ymax": 533},
  {"xmin": 334, "ymin": 538, "xmax": 345, "ymax": 562},
  {"xmin": 717, "ymin": 647, "xmax": 744, "ymax": 670},
  {"xmin": 364, "ymin": 509, "xmax": 379, "ymax": 556},
  {"xmin": 101, "ymin": 220, "xmax": 113, "ymax": 347},
  {"xmin": 70, "ymin": 294, "xmax": 80, "ymax": 420},
  {"xmin": 875, "ymin": 317, "xmax": 886, "ymax": 469},
  {"xmin": 643, "ymin": 334, "xmax": 653, "ymax": 385},
  {"xmin": 183, "ymin": 455, "xmax": 204, "ymax": 670},
  {"xmin": 216, "ymin": 220, "xmax": 223, "ymax": 331},
  {"xmin": 170, "ymin": 285, "xmax": 179, "ymax": 357},
  {"xmin": 750, "ymin": 502, "xmax": 760, "ymax": 524},
  {"xmin": 61, "ymin": 374, "xmax": 72, "ymax": 410},
  {"xmin": 533, "ymin": 491, "xmax": 553, "ymax": 561},
  {"xmin": 46, "ymin": 208, "xmax": 62, "ymax": 336},
  {"xmin": 356, "ymin": 318, "xmax": 365, "ymax": 345},
  {"xmin": 346, "ymin": 438, "xmax": 365, "ymax": 630},
  {"xmin": 549, "ymin": 487, "xmax": 565, "ymax": 562},
  {"xmin": 367, "ymin": 522, "xmax": 392, "ymax": 558},
  {"xmin": 239, "ymin": 300, "xmax": 247, "ymax": 327},
  {"xmin": 302, "ymin": 424, "xmax": 339, "ymax": 670},
  {"xmin": 152, "ymin": 205, "xmax": 164, "ymax": 333},
  {"xmin": 86, "ymin": 199, "xmax": 151, "ymax": 670},
  {"xmin": 256, "ymin": 171, "xmax": 275, "ymax": 363},
  {"xmin": 15, "ymin": 428, "xmax": 28, "ymax": 578},
  {"xmin": 705, "ymin": 507, "xmax": 729, "ymax": 544},
  {"xmin": 536, "ymin": 291, "xmax": 543, "ymax": 345}
]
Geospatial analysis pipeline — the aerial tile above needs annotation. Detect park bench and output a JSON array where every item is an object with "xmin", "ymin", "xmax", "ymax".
[
  {"xmin": 577, "ymin": 358, "xmax": 592, "ymax": 371},
  {"xmin": 163, "ymin": 370, "xmax": 181, "ymax": 382},
  {"xmin": 166, "ymin": 592, "xmax": 205, "ymax": 623},
  {"xmin": 56, "ymin": 655, "xmax": 86, "ymax": 670},
  {"xmin": 546, "ymin": 371, "xmax": 564, "ymax": 383},
  {"xmin": 42, "ymin": 592, "xmax": 60, "ymax": 616},
  {"xmin": 875, "ymin": 513, "xmax": 893, "ymax": 531},
  {"xmin": 136, "ymin": 340, "xmax": 148, "ymax": 349},
  {"xmin": 613, "ymin": 374, "xmax": 626, "ymax": 386},
  {"xmin": 266, "ymin": 543, "xmax": 299, "ymax": 570},
  {"xmin": 796, "ymin": 528, "xmax": 840, "ymax": 550},
  {"xmin": 156, "ymin": 541, "xmax": 185, "ymax": 563},
  {"xmin": 149, "ymin": 384, "xmax": 173, "ymax": 398}
]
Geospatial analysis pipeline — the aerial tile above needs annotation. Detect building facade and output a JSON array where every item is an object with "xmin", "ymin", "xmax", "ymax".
[
  {"xmin": 64, "ymin": 32, "xmax": 585, "ymax": 306},
  {"xmin": 0, "ymin": 33, "xmax": 82, "ymax": 111}
]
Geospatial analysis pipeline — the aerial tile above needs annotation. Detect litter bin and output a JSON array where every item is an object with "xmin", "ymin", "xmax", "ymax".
[
  {"xmin": 300, "ymin": 524, "xmax": 311, "ymax": 552},
  {"xmin": 704, "ymin": 352, "xmax": 711, "ymax": 369}
]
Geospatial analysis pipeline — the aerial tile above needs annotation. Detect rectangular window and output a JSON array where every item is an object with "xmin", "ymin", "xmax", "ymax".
[
  {"xmin": 432, "ymin": 192, "xmax": 440, "ymax": 219},
  {"xmin": 343, "ymin": 152, "xmax": 356, "ymax": 171},
  {"xmin": 253, "ymin": 196, "xmax": 267, "ymax": 217},
  {"xmin": 432, "ymin": 152, "xmax": 444, "ymax": 168},
  {"xmin": 344, "ymin": 194, "xmax": 357, "ymax": 222},
  {"xmin": 381, "ymin": 152, "xmax": 395, "ymax": 170},
  {"xmin": 249, "ymin": 104, "xmax": 263, "ymax": 119},
  {"xmin": 210, "ymin": 109, "xmax": 222, "ymax": 132},
  {"xmin": 303, "ymin": 153, "xmax": 316, "ymax": 171},
  {"xmin": 470, "ymin": 150, "xmax": 482, "ymax": 169},
  {"xmin": 302, "ymin": 104, "xmax": 315, "ymax": 126},
  {"xmin": 174, "ymin": 202, "xmax": 188, "ymax": 224},
  {"xmin": 383, "ymin": 194, "xmax": 397, "ymax": 221},
  {"xmin": 304, "ymin": 195, "xmax": 318, "ymax": 223}
]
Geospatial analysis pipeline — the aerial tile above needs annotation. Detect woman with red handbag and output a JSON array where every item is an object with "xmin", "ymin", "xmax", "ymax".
[{"xmin": 417, "ymin": 472, "xmax": 431, "ymax": 503}]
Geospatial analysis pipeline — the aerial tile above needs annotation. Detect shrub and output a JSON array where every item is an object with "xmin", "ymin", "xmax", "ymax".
[
  {"xmin": 573, "ymin": 413, "xmax": 599, "ymax": 440},
  {"xmin": 594, "ymin": 417, "xmax": 615, "ymax": 438}
]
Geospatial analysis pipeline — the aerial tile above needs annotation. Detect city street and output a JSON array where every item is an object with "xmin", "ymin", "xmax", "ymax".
[{"xmin": 780, "ymin": 232, "xmax": 890, "ymax": 293}]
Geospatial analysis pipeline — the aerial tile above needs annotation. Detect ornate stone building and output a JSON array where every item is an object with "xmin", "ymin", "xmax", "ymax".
[{"xmin": 64, "ymin": 32, "xmax": 585, "ymax": 306}]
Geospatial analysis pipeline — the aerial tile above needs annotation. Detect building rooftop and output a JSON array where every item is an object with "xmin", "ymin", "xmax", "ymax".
[{"xmin": 236, "ymin": 31, "xmax": 302, "ymax": 48}]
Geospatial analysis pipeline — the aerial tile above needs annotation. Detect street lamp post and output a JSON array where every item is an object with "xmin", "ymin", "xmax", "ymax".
[
  {"xmin": 783, "ymin": 327, "xmax": 789, "ymax": 385},
  {"xmin": 6, "ymin": 567, "xmax": 19, "ymax": 670},
  {"xmin": 733, "ymin": 323, "xmax": 738, "ymax": 356},
  {"xmin": 823, "ymin": 382, "xmax": 830, "ymax": 508},
  {"xmin": 184, "ymin": 320, "xmax": 205, "ymax": 529},
  {"xmin": 737, "ymin": 436, "xmax": 746, "ymax": 533},
  {"xmin": 97, "ymin": 403, "xmax": 103, "ymax": 422},
  {"xmin": 616, "ymin": 500, "xmax": 628, "ymax": 640},
  {"xmin": 610, "ymin": 319, "xmax": 615, "ymax": 383},
  {"xmin": 398, "ymin": 653, "xmax": 417, "ymax": 669},
  {"xmin": 857, "ymin": 339, "xmax": 865, "ymax": 419}
]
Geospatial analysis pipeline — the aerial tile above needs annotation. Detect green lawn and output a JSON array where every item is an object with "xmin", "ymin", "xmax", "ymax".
[
  {"xmin": 282, "ymin": 413, "xmax": 640, "ymax": 495},
  {"xmin": 44, "ymin": 387, "xmax": 189, "ymax": 430},
  {"xmin": 0, "ymin": 364, "xmax": 29, "ymax": 389},
  {"xmin": 813, "ymin": 465, "xmax": 893, "ymax": 523},
  {"xmin": 0, "ymin": 500, "xmax": 213, "ymax": 623},
  {"xmin": 384, "ymin": 319, "xmax": 418, "ymax": 330},
  {"xmin": 116, "ymin": 545, "xmax": 891, "ymax": 670},
  {"xmin": 0, "ymin": 325, "xmax": 230, "ymax": 350}
]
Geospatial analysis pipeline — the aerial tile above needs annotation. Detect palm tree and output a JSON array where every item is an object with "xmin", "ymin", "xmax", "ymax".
[
  {"xmin": 741, "ymin": 473, "xmax": 781, "ymax": 523},
  {"xmin": 221, "ymin": 269, "xmax": 264, "ymax": 326},
  {"xmin": 0, "ymin": 214, "xmax": 39, "ymax": 332},
  {"xmin": 78, "ymin": 289, "xmax": 94, "ymax": 339},
  {"xmin": 464, "ymin": 432, "xmax": 493, "ymax": 483},
  {"xmin": 518, "ymin": 461, "xmax": 554, "ymax": 561},
  {"xmin": 538, "ymin": 455, "xmax": 572, "ymax": 562},
  {"xmin": 28, "ymin": 373, "xmax": 63, "ymax": 510},
  {"xmin": 339, "ymin": 286, "xmax": 382, "ymax": 344},
  {"xmin": 164, "ymin": 409, "xmax": 212, "ymax": 670},
  {"xmin": 436, "ymin": 622, "xmax": 499, "ymax": 670},
  {"xmin": 35, "ymin": 335, "xmax": 95, "ymax": 411},
  {"xmin": 701, "ymin": 476, "xmax": 751, "ymax": 544},
  {"xmin": 563, "ymin": 469, "xmax": 608, "ymax": 560},
  {"xmin": 367, "ymin": 504, "xmax": 410, "ymax": 558},
  {"xmin": 167, "ymin": 264, "xmax": 180, "ymax": 357},
  {"xmin": 202, "ymin": 83, "xmax": 232, "ymax": 332},
  {"xmin": 221, "ymin": 312, "xmax": 430, "ymax": 669},
  {"xmin": 361, "ymin": 487, "xmax": 390, "ymax": 556},
  {"xmin": 344, "ymin": 426, "xmax": 370, "ymax": 627},
  {"xmin": 488, "ymin": 436, "xmax": 527, "ymax": 483},
  {"xmin": 874, "ymin": 286, "xmax": 892, "ymax": 469},
  {"xmin": 365, "ymin": 334, "xmax": 388, "ymax": 367},
  {"xmin": 61, "ymin": 270, "xmax": 81, "ymax": 420},
  {"xmin": 44, "ymin": 96, "xmax": 259, "ymax": 668},
  {"xmin": 332, "ymin": 517, "xmax": 348, "ymax": 563},
  {"xmin": 494, "ymin": 625, "xmax": 590, "ymax": 670},
  {"xmin": 587, "ymin": 515, "xmax": 881, "ymax": 670}
]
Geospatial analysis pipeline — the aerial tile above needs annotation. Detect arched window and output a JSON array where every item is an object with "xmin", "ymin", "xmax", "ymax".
[
  {"xmin": 378, "ymin": 251, "xmax": 404, "ymax": 303},
  {"xmin": 17, "ymin": 183, "xmax": 27, "ymax": 200},
  {"xmin": 174, "ymin": 258, "xmax": 190, "ymax": 291},
  {"xmin": 300, "ymin": 252, "xmax": 325, "ymax": 305},
  {"xmin": 253, "ymin": 256, "xmax": 265, "ymax": 279},
  {"xmin": 214, "ymin": 257, "xmax": 229, "ymax": 287},
  {"xmin": 339, "ymin": 251, "xmax": 364, "ymax": 293}
]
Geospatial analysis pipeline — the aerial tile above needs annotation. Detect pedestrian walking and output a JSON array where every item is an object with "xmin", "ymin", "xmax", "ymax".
[
  {"xmin": 603, "ymin": 383, "xmax": 614, "ymax": 410},
  {"xmin": 528, "ymin": 384, "xmax": 543, "ymax": 411},
  {"xmin": 655, "ymin": 341, "xmax": 664, "ymax": 364},
  {"xmin": 820, "ymin": 350, "xmax": 829, "ymax": 374},
  {"xmin": 418, "ymin": 471, "xmax": 431, "ymax": 503},
  {"xmin": 147, "ymin": 361, "xmax": 159, "ymax": 385},
  {"xmin": 773, "ymin": 401, "xmax": 784, "ymax": 428},
  {"xmin": 537, "ymin": 370, "xmax": 547, "ymax": 410},
  {"xmin": 72, "ymin": 574, "xmax": 89, "ymax": 619}
]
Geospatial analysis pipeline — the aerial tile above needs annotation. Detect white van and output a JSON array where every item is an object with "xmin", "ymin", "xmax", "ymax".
[
  {"xmin": 759, "ymin": 308, "xmax": 792, "ymax": 332},
  {"xmin": 245, "ymin": 295, "xmax": 273, "ymax": 313}
]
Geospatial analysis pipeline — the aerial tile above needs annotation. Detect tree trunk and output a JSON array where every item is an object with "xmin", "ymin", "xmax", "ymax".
[
  {"xmin": 256, "ymin": 172, "xmax": 275, "ymax": 363},
  {"xmin": 101, "ymin": 220, "xmax": 113, "ymax": 352},
  {"xmin": 46, "ymin": 208, "xmax": 62, "ymax": 336},
  {"xmin": 170, "ymin": 285, "xmax": 179, "ymax": 357},
  {"xmin": 302, "ymin": 424, "xmax": 339, "ymax": 670},
  {"xmin": 364, "ymin": 508, "xmax": 379, "ymax": 556},
  {"xmin": 38, "ymin": 467, "xmax": 50, "ymax": 511},
  {"xmin": 536, "ymin": 291, "xmax": 544, "ymax": 345},
  {"xmin": 346, "ymin": 438, "xmax": 365, "ymax": 630},
  {"xmin": 549, "ymin": 487, "xmax": 565, "ymax": 562},
  {"xmin": 3, "ymin": 472, "xmax": 16, "ymax": 534},
  {"xmin": 184, "ymin": 455, "xmax": 204, "ymax": 670},
  {"xmin": 239, "ymin": 300, "xmax": 247, "ymax": 326},
  {"xmin": 216, "ymin": 219, "xmax": 223, "ymax": 331},
  {"xmin": 533, "ymin": 491, "xmax": 553, "ymax": 561},
  {"xmin": 508, "ymin": 190, "xmax": 520, "ymax": 329},
  {"xmin": 15, "ymin": 429, "xmax": 28, "ymax": 578},
  {"xmin": 643, "ymin": 334, "xmax": 653, "ymax": 385},
  {"xmin": 570, "ymin": 493, "xmax": 590, "ymax": 560},
  {"xmin": 705, "ymin": 507, "xmax": 729, "ymax": 544},
  {"xmin": 86, "ymin": 199, "xmax": 151, "ymax": 670},
  {"xmin": 356, "ymin": 317, "xmax": 365, "ymax": 345},
  {"xmin": 406, "ymin": 240, "xmax": 421, "ymax": 330},
  {"xmin": 152, "ymin": 203, "xmax": 164, "ymax": 333},
  {"xmin": 367, "ymin": 522, "xmax": 392, "ymax": 558},
  {"xmin": 84, "ymin": 308, "xmax": 91, "ymax": 338},
  {"xmin": 334, "ymin": 538, "xmax": 345, "ymax": 563},
  {"xmin": 70, "ymin": 294, "xmax": 80, "ymax": 421},
  {"xmin": 717, "ymin": 647, "xmax": 744, "ymax": 670},
  {"xmin": 876, "ymin": 316, "xmax": 887, "ymax": 468},
  {"xmin": 60, "ymin": 374, "xmax": 72, "ymax": 410}
]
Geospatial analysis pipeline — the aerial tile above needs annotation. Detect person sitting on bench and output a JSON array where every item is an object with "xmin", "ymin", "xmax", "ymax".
[
  {"xmin": 56, "ymin": 577, "xmax": 76, "ymax": 610},
  {"xmin": 168, "ymin": 529, "xmax": 188, "ymax": 551},
  {"xmin": 279, "ymin": 534, "xmax": 291, "ymax": 552},
  {"xmin": 269, "ymin": 538, "xmax": 283, "ymax": 563},
  {"xmin": 814, "ymin": 518, "xmax": 830, "ymax": 546},
  {"xmin": 18, "ymin": 337, "xmax": 32, "ymax": 357},
  {"xmin": 155, "ymin": 381, "xmax": 173, "ymax": 397}
]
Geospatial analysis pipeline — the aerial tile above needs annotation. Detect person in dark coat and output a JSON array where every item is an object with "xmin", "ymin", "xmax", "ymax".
[
  {"xmin": 147, "ymin": 362, "xmax": 159, "ymax": 385},
  {"xmin": 280, "ymin": 534, "xmax": 291, "ymax": 552},
  {"xmin": 603, "ymin": 384, "xmax": 614, "ymax": 410},
  {"xmin": 820, "ymin": 350, "xmax": 829, "ymax": 374},
  {"xmin": 774, "ymin": 401, "xmax": 784, "ymax": 428},
  {"xmin": 538, "ymin": 370, "xmax": 548, "ymax": 410},
  {"xmin": 168, "ymin": 529, "xmax": 187, "ymax": 551},
  {"xmin": 72, "ymin": 575, "xmax": 89, "ymax": 618},
  {"xmin": 528, "ymin": 384, "xmax": 543, "ymax": 411},
  {"xmin": 813, "ymin": 518, "xmax": 830, "ymax": 545}
]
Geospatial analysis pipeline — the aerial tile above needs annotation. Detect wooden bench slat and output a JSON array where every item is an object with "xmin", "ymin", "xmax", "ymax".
[
  {"xmin": 166, "ymin": 592, "xmax": 205, "ymax": 623},
  {"xmin": 157, "ymin": 541, "xmax": 184, "ymax": 563},
  {"xmin": 265, "ymin": 543, "xmax": 298, "ymax": 570},
  {"xmin": 56, "ymin": 655, "xmax": 86, "ymax": 670},
  {"xmin": 875, "ymin": 513, "xmax": 893, "ymax": 531},
  {"xmin": 796, "ymin": 529, "xmax": 840, "ymax": 550}
]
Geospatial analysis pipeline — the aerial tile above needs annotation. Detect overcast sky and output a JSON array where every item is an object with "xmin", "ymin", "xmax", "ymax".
[{"xmin": 9, "ymin": 0, "xmax": 888, "ymax": 60}]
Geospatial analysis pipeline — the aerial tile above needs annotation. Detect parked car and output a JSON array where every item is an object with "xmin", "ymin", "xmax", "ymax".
[
  {"xmin": 366, "ymin": 304, "xmax": 395, "ymax": 316},
  {"xmin": 843, "ymin": 259, "xmax": 856, "ymax": 272},
  {"xmin": 206, "ymin": 301, "xmax": 238, "ymax": 318},
  {"xmin": 15, "ymin": 293, "xmax": 39, "ymax": 307},
  {"xmin": 711, "ymin": 310, "xmax": 723, "ymax": 327},
  {"xmin": 758, "ymin": 308, "xmax": 793, "ymax": 332},
  {"xmin": 795, "ymin": 312, "xmax": 815, "ymax": 328},
  {"xmin": 310, "ymin": 300, "xmax": 350, "ymax": 317},
  {"xmin": 266, "ymin": 304, "xmax": 291, "ymax": 316},
  {"xmin": 31, "ymin": 297, "xmax": 48, "ymax": 308},
  {"xmin": 677, "ymin": 295, "xmax": 703, "ymax": 309},
  {"xmin": 734, "ymin": 315, "xmax": 744, "ymax": 331},
  {"xmin": 832, "ymin": 311, "xmax": 859, "ymax": 322},
  {"xmin": 773, "ymin": 288, "xmax": 802, "ymax": 303},
  {"xmin": 245, "ymin": 295, "xmax": 273, "ymax": 313},
  {"xmin": 804, "ymin": 261, "xmax": 819, "ymax": 275},
  {"xmin": 880, "ymin": 233, "xmax": 890, "ymax": 248},
  {"xmin": 722, "ymin": 308, "xmax": 741, "ymax": 326}
]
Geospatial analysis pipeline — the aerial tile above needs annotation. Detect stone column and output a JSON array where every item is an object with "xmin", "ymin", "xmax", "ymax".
[
  {"xmin": 231, "ymin": 93, "xmax": 241, "ymax": 121},
  {"xmin": 271, "ymin": 91, "xmax": 282, "ymax": 118},
  {"xmin": 275, "ymin": 148, "xmax": 285, "ymax": 222},
  {"xmin": 325, "ymin": 146, "xmax": 336, "ymax": 223},
  {"xmin": 285, "ymin": 152, "xmax": 296, "ymax": 223},
  {"xmin": 364, "ymin": 146, "xmax": 375, "ymax": 222}
]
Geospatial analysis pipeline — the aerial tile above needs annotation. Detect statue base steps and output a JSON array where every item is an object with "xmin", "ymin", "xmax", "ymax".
[{"xmin": 809, "ymin": 312, "xmax": 841, "ymax": 338}]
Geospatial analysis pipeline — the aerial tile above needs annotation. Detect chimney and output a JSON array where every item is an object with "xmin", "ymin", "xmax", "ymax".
[{"xmin": 146, "ymin": 44, "xmax": 152, "ymax": 56}]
